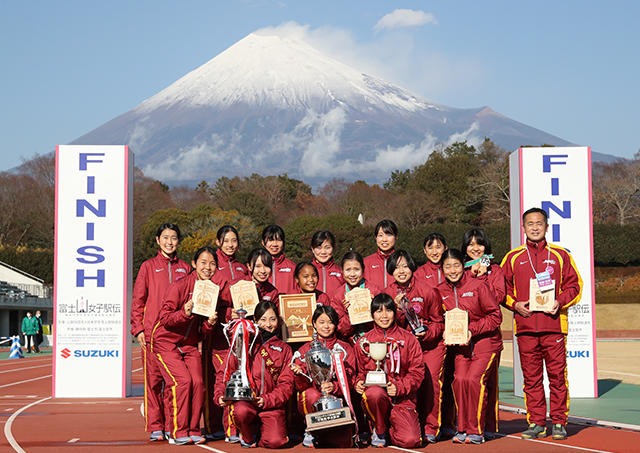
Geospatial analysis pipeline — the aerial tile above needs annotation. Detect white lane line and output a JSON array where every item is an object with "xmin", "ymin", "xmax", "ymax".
[
  {"xmin": 197, "ymin": 444, "xmax": 229, "ymax": 453},
  {"xmin": 132, "ymin": 367, "xmax": 143, "ymax": 372},
  {"xmin": 0, "ymin": 375, "xmax": 51, "ymax": 389},
  {"xmin": 504, "ymin": 435, "xmax": 615, "ymax": 453},
  {"xmin": 0, "ymin": 364, "xmax": 51, "ymax": 374},
  {"xmin": 4, "ymin": 396, "xmax": 51, "ymax": 453},
  {"xmin": 598, "ymin": 369, "xmax": 640, "ymax": 377},
  {"xmin": 390, "ymin": 446, "xmax": 422, "ymax": 453},
  {"xmin": 68, "ymin": 438, "xmax": 80, "ymax": 443},
  {"xmin": 126, "ymin": 408, "xmax": 133, "ymax": 411}
]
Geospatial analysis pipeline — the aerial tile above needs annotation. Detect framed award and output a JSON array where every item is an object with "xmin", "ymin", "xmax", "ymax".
[
  {"xmin": 279, "ymin": 293, "xmax": 315, "ymax": 343},
  {"xmin": 191, "ymin": 279, "xmax": 219, "ymax": 318},
  {"xmin": 444, "ymin": 307, "xmax": 468, "ymax": 345},
  {"xmin": 230, "ymin": 280, "xmax": 260, "ymax": 316},
  {"xmin": 346, "ymin": 287, "xmax": 373, "ymax": 325},
  {"xmin": 529, "ymin": 278, "xmax": 555, "ymax": 312}
]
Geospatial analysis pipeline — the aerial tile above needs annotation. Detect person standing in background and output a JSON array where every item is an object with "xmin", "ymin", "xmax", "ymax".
[
  {"xmin": 34, "ymin": 310, "xmax": 44, "ymax": 351},
  {"xmin": 21, "ymin": 311, "xmax": 39, "ymax": 353}
]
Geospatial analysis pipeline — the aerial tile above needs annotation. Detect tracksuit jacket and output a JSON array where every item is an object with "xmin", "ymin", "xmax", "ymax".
[
  {"xmin": 312, "ymin": 257, "xmax": 344, "ymax": 295},
  {"xmin": 269, "ymin": 253, "xmax": 297, "ymax": 294},
  {"xmin": 364, "ymin": 248, "xmax": 396, "ymax": 289}
]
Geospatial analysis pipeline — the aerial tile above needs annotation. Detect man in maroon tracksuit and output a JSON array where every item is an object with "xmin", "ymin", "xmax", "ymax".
[
  {"xmin": 364, "ymin": 219, "xmax": 398, "ymax": 289},
  {"xmin": 501, "ymin": 208, "xmax": 582, "ymax": 440},
  {"xmin": 131, "ymin": 224, "xmax": 191, "ymax": 441}
]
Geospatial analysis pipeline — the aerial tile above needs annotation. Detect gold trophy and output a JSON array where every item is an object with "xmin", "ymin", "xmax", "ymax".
[{"xmin": 359, "ymin": 338, "xmax": 387, "ymax": 386}]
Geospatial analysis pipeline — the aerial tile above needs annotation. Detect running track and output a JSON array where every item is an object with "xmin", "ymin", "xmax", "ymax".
[{"xmin": 1, "ymin": 351, "xmax": 638, "ymax": 453}]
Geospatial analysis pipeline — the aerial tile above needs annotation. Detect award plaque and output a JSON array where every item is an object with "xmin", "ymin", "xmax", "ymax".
[
  {"xmin": 191, "ymin": 279, "xmax": 219, "ymax": 317},
  {"xmin": 346, "ymin": 287, "xmax": 373, "ymax": 325},
  {"xmin": 230, "ymin": 280, "xmax": 260, "ymax": 316},
  {"xmin": 529, "ymin": 278, "xmax": 555, "ymax": 312},
  {"xmin": 279, "ymin": 293, "xmax": 315, "ymax": 343},
  {"xmin": 444, "ymin": 308, "xmax": 468, "ymax": 345}
]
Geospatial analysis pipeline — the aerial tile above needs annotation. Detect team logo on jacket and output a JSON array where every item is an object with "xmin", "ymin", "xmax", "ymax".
[
  {"xmin": 462, "ymin": 292, "xmax": 474, "ymax": 297},
  {"xmin": 330, "ymin": 272, "xmax": 342, "ymax": 277},
  {"xmin": 262, "ymin": 296, "xmax": 272, "ymax": 301},
  {"xmin": 270, "ymin": 345, "xmax": 282, "ymax": 352},
  {"xmin": 155, "ymin": 268, "xmax": 163, "ymax": 272},
  {"xmin": 176, "ymin": 268, "xmax": 186, "ymax": 273},
  {"xmin": 371, "ymin": 265, "xmax": 380, "ymax": 269},
  {"xmin": 280, "ymin": 268, "xmax": 292, "ymax": 272},
  {"xmin": 236, "ymin": 267, "xmax": 244, "ymax": 271}
]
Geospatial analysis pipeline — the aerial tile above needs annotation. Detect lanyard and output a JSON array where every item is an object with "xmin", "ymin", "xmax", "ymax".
[
  {"xmin": 345, "ymin": 281, "xmax": 365, "ymax": 293},
  {"xmin": 453, "ymin": 286, "xmax": 459, "ymax": 309},
  {"xmin": 525, "ymin": 243, "xmax": 551, "ymax": 276}
]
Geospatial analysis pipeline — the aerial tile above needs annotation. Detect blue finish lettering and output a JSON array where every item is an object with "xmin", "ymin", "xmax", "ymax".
[
  {"xmin": 86, "ymin": 223, "xmax": 95, "ymax": 241},
  {"xmin": 79, "ymin": 153, "xmax": 104, "ymax": 170},
  {"xmin": 542, "ymin": 154, "xmax": 568, "ymax": 173},
  {"xmin": 87, "ymin": 176, "xmax": 95, "ymax": 194},
  {"xmin": 542, "ymin": 201, "xmax": 571, "ymax": 219},
  {"xmin": 76, "ymin": 199, "xmax": 106, "ymax": 217},
  {"xmin": 76, "ymin": 269, "xmax": 105, "ymax": 287},
  {"xmin": 76, "ymin": 246, "xmax": 105, "ymax": 264}
]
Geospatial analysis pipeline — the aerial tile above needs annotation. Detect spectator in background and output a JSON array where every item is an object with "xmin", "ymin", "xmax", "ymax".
[
  {"xmin": 35, "ymin": 310, "xmax": 44, "ymax": 350},
  {"xmin": 21, "ymin": 311, "xmax": 39, "ymax": 353}
]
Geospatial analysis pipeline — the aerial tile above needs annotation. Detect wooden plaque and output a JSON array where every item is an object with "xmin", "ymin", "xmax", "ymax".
[
  {"xmin": 444, "ymin": 307, "xmax": 468, "ymax": 345},
  {"xmin": 279, "ymin": 293, "xmax": 315, "ymax": 343},
  {"xmin": 230, "ymin": 280, "xmax": 260, "ymax": 316},
  {"xmin": 529, "ymin": 278, "xmax": 555, "ymax": 312},
  {"xmin": 191, "ymin": 279, "xmax": 219, "ymax": 318},
  {"xmin": 346, "ymin": 287, "xmax": 373, "ymax": 325}
]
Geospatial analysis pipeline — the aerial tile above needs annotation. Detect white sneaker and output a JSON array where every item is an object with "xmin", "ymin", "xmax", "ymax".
[
  {"xmin": 371, "ymin": 430, "xmax": 386, "ymax": 448},
  {"xmin": 226, "ymin": 435, "xmax": 240, "ymax": 443},
  {"xmin": 302, "ymin": 432, "xmax": 315, "ymax": 448}
]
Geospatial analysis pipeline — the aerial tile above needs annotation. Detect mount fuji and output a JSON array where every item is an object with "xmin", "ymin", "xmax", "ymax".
[{"xmin": 69, "ymin": 31, "xmax": 591, "ymax": 186}]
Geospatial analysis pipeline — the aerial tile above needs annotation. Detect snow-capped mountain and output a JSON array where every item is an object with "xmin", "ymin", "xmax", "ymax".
[{"xmin": 69, "ymin": 31, "xmax": 596, "ymax": 186}]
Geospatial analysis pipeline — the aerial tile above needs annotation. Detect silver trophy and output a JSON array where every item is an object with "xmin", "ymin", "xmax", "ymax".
[
  {"xmin": 303, "ymin": 334, "xmax": 354, "ymax": 430},
  {"xmin": 401, "ymin": 296, "xmax": 427, "ymax": 335},
  {"xmin": 223, "ymin": 308, "xmax": 258, "ymax": 401},
  {"xmin": 359, "ymin": 338, "xmax": 388, "ymax": 386}
]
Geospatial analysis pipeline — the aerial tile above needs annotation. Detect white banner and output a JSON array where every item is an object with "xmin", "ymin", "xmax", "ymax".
[
  {"xmin": 54, "ymin": 145, "xmax": 133, "ymax": 397},
  {"xmin": 509, "ymin": 147, "xmax": 597, "ymax": 398}
]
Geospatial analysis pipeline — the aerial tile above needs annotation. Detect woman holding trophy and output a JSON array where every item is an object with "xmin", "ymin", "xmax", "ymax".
[
  {"xmin": 462, "ymin": 228, "xmax": 506, "ymax": 439},
  {"xmin": 354, "ymin": 293, "xmax": 424, "ymax": 448},
  {"xmin": 151, "ymin": 246, "xmax": 220, "ymax": 445},
  {"xmin": 385, "ymin": 250, "xmax": 446, "ymax": 444},
  {"xmin": 291, "ymin": 305, "xmax": 357, "ymax": 448},
  {"xmin": 437, "ymin": 249, "xmax": 503, "ymax": 444},
  {"xmin": 214, "ymin": 300, "xmax": 294, "ymax": 448}
]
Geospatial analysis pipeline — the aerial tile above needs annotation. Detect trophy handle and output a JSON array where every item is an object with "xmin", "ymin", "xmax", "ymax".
[{"xmin": 359, "ymin": 337, "xmax": 370, "ymax": 355}]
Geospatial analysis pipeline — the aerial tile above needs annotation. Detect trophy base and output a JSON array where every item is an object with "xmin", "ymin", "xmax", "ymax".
[
  {"xmin": 412, "ymin": 325, "xmax": 427, "ymax": 335},
  {"xmin": 305, "ymin": 407, "xmax": 354, "ymax": 431},
  {"xmin": 223, "ymin": 387, "xmax": 255, "ymax": 402},
  {"xmin": 364, "ymin": 370, "xmax": 387, "ymax": 387}
]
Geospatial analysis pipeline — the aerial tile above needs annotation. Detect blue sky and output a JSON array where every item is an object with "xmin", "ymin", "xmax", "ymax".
[{"xmin": 1, "ymin": 1, "xmax": 638, "ymax": 171}]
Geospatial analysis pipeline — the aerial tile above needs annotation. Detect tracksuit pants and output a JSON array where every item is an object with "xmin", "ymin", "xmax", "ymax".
[
  {"xmin": 231, "ymin": 401, "xmax": 288, "ymax": 448},
  {"xmin": 517, "ymin": 333, "xmax": 569, "ymax": 426},
  {"xmin": 419, "ymin": 343, "xmax": 446, "ymax": 437},
  {"xmin": 155, "ymin": 343, "xmax": 204, "ymax": 439},
  {"xmin": 142, "ymin": 342, "xmax": 170, "ymax": 433},
  {"xmin": 452, "ymin": 350, "xmax": 499, "ymax": 436},
  {"xmin": 361, "ymin": 385, "xmax": 421, "ymax": 448}
]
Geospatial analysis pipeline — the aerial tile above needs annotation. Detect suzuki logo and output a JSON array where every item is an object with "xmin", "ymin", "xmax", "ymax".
[{"xmin": 61, "ymin": 348, "xmax": 71, "ymax": 358}]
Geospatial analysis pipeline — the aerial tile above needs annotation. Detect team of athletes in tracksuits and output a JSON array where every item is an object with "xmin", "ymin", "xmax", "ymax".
[{"xmin": 131, "ymin": 207, "xmax": 582, "ymax": 447}]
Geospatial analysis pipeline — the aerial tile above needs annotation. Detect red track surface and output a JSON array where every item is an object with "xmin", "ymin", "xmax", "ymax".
[{"xmin": 1, "ymin": 351, "xmax": 639, "ymax": 453}]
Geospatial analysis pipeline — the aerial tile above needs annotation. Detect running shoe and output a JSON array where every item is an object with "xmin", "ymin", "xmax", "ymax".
[
  {"xmin": 191, "ymin": 435, "xmax": 206, "ymax": 445},
  {"xmin": 173, "ymin": 436, "xmax": 193, "ymax": 446},
  {"xmin": 551, "ymin": 424, "xmax": 567, "ymax": 440},
  {"xmin": 370, "ymin": 430, "xmax": 387, "ymax": 448},
  {"xmin": 521, "ymin": 423, "xmax": 547, "ymax": 439},
  {"xmin": 302, "ymin": 432, "xmax": 315, "ymax": 448},
  {"xmin": 149, "ymin": 430, "xmax": 164, "ymax": 441},
  {"xmin": 424, "ymin": 434, "xmax": 437, "ymax": 444},
  {"xmin": 466, "ymin": 434, "xmax": 485, "ymax": 444},
  {"xmin": 452, "ymin": 432, "xmax": 467, "ymax": 443},
  {"xmin": 226, "ymin": 434, "xmax": 241, "ymax": 443}
]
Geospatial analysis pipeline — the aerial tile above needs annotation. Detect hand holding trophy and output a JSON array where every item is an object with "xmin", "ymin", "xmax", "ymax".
[{"xmin": 359, "ymin": 337, "xmax": 388, "ymax": 386}]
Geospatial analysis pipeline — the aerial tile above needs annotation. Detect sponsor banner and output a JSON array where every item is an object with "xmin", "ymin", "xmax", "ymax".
[
  {"xmin": 509, "ymin": 147, "xmax": 597, "ymax": 398},
  {"xmin": 54, "ymin": 145, "xmax": 133, "ymax": 397}
]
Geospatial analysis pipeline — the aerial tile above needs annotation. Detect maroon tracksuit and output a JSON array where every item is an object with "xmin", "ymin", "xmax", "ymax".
[
  {"xmin": 355, "ymin": 323, "xmax": 425, "ymax": 448},
  {"xmin": 414, "ymin": 260, "xmax": 443, "ymax": 288},
  {"xmin": 312, "ymin": 258, "xmax": 344, "ymax": 295},
  {"xmin": 215, "ymin": 248, "xmax": 249, "ymax": 284},
  {"xmin": 386, "ymin": 278, "xmax": 446, "ymax": 437},
  {"xmin": 151, "ymin": 272, "xmax": 215, "ymax": 439},
  {"xmin": 501, "ymin": 239, "xmax": 582, "ymax": 426},
  {"xmin": 214, "ymin": 335, "xmax": 294, "ymax": 448},
  {"xmin": 364, "ymin": 249, "xmax": 395, "ymax": 289},
  {"xmin": 328, "ymin": 280, "xmax": 382, "ymax": 342},
  {"xmin": 437, "ymin": 273, "xmax": 503, "ymax": 436},
  {"xmin": 294, "ymin": 336, "xmax": 356, "ymax": 447},
  {"xmin": 270, "ymin": 253, "xmax": 297, "ymax": 294},
  {"xmin": 468, "ymin": 263, "xmax": 506, "ymax": 433},
  {"xmin": 131, "ymin": 251, "xmax": 190, "ymax": 434}
]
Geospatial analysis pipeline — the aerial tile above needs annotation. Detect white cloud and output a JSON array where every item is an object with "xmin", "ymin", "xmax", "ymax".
[{"xmin": 374, "ymin": 9, "xmax": 437, "ymax": 32}]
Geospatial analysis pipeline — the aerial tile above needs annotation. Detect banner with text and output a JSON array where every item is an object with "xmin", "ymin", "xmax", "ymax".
[
  {"xmin": 54, "ymin": 145, "xmax": 133, "ymax": 397},
  {"xmin": 508, "ymin": 146, "xmax": 597, "ymax": 398}
]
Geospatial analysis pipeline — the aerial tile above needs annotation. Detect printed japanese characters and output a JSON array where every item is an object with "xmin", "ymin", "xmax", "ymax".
[
  {"xmin": 279, "ymin": 293, "xmax": 315, "ymax": 342},
  {"xmin": 346, "ymin": 287, "xmax": 373, "ymax": 325},
  {"xmin": 444, "ymin": 307, "xmax": 469, "ymax": 345},
  {"xmin": 191, "ymin": 279, "xmax": 219, "ymax": 318},
  {"xmin": 230, "ymin": 280, "xmax": 260, "ymax": 316},
  {"xmin": 529, "ymin": 278, "xmax": 556, "ymax": 312}
]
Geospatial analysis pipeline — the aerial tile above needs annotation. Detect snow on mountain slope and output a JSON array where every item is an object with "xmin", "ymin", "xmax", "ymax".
[{"xmin": 70, "ymin": 31, "xmax": 577, "ymax": 186}]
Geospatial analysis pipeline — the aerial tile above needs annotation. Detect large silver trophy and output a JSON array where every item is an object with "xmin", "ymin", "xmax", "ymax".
[
  {"xmin": 223, "ymin": 308, "xmax": 258, "ymax": 402},
  {"xmin": 304, "ymin": 334, "xmax": 354, "ymax": 431},
  {"xmin": 359, "ymin": 338, "xmax": 388, "ymax": 386},
  {"xmin": 401, "ymin": 295, "xmax": 427, "ymax": 335}
]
